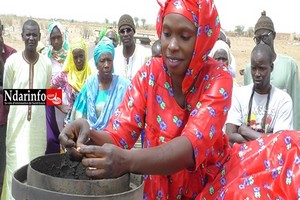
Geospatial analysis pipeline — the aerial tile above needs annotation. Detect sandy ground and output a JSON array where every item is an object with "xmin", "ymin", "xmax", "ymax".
[
  {"xmin": 3, "ymin": 18, "xmax": 299, "ymax": 86},
  {"xmin": 229, "ymin": 35, "xmax": 300, "ymax": 85}
]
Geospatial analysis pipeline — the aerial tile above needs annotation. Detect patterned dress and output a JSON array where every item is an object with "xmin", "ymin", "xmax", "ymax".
[
  {"xmin": 198, "ymin": 130, "xmax": 300, "ymax": 199},
  {"xmin": 105, "ymin": 57, "xmax": 233, "ymax": 199},
  {"xmin": 105, "ymin": 57, "xmax": 300, "ymax": 199},
  {"xmin": 51, "ymin": 71, "xmax": 78, "ymax": 109},
  {"xmin": 104, "ymin": 0, "xmax": 300, "ymax": 199}
]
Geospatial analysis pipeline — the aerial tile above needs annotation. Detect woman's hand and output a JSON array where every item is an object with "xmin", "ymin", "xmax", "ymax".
[
  {"xmin": 59, "ymin": 118, "xmax": 91, "ymax": 160},
  {"xmin": 59, "ymin": 118, "xmax": 91, "ymax": 147},
  {"xmin": 79, "ymin": 143, "xmax": 129, "ymax": 179}
]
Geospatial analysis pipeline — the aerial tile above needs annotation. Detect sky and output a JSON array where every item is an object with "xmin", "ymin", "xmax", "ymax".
[{"xmin": 1, "ymin": 0, "xmax": 299, "ymax": 33}]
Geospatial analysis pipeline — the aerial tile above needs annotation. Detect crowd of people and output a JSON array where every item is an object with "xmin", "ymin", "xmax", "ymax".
[{"xmin": 0, "ymin": 0, "xmax": 300, "ymax": 199}]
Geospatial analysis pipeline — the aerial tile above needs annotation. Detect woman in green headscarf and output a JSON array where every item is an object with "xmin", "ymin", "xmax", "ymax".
[{"xmin": 98, "ymin": 27, "xmax": 120, "ymax": 48}]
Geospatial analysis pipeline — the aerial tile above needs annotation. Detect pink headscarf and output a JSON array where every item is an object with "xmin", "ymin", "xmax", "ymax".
[{"xmin": 156, "ymin": 0, "xmax": 220, "ymax": 94}]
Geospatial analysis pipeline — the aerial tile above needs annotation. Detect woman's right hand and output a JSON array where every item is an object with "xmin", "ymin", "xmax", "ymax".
[
  {"xmin": 79, "ymin": 143, "xmax": 129, "ymax": 179},
  {"xmin": 59, "ymin": 118, "xmax": 91, "ymax": 160}
]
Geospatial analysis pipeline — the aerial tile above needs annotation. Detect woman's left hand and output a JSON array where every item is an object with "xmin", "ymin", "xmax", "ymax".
[{"xmin": 79, "ymin": 143, "xmax": 129, "ymax": 179}]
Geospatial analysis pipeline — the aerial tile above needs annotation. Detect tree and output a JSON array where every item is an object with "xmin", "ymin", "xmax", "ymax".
[
  {"xmin": 113, "ymin": 21, "xmax": 117, "ymax": 28},
  {"xmin": 105, "ymin": 18, "xmax": 109, "ymax": 25},
  {"xmin": 246, "ymin": 27, "xmax": 254, "ymax": 37},
  {"xmin": 234, "ymin": 25, "xmax": 245, "ymax": 36},
  {"xmin": 134, "ymin": 17, "xmax": 139, "ymax": 28},
  {"xmin": 141, "ymin": 18, "xmax": 146, "ymax": 28}
]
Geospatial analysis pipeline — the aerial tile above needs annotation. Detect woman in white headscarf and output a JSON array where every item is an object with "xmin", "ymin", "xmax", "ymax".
[
  {"xmin": 42, "ymin": 21, "xmax": 69, "ymax": 76},
  {"xmin": 209, "ymin": 39, "xmax": 236, "ymax": 77},
  {"xmin": 41, "ymin": 21, "xmax": 70, "ymax": 154}
]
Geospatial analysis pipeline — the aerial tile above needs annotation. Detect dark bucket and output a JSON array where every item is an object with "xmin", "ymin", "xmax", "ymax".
[{"xmin": 12, "ymin": 153, "xmax": 144, "ymax": 200}]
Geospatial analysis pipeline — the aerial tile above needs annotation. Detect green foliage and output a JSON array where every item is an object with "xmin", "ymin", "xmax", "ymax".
[
  {"xmin": 234, "ymin": 25, "xmax": 245, "ymax": 36},
  {"xmin": 246, "ymin": 27, "xmax": 254, "ymax": 37},
  {"xmin": 141, "ymin": 18, "xmax": 146, "ymax": 28},
  {"xmin": 112, "ymin": 21, "xmax": 117, "ymax": 28},
  {"xmin": 134, "ymin": 17, "xmax": 139, "ymax": 28}
]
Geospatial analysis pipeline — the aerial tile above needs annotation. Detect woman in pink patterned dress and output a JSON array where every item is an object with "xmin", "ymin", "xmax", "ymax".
[{"xmin": 59, "ymin": 0, "xmax": 300, "ymax": 199}]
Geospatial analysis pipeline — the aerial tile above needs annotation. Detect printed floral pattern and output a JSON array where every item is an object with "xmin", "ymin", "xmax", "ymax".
[
  {"xmin": 105, "ymin": 57, "xmax": 233, "ymax": 199},
  {"xmin": 104, "ymin": 0, "xmax": 300, "ymax": 198},
  {"xmin": 199, "ymin": 130, "xmax": 300, "ymax": 199}
]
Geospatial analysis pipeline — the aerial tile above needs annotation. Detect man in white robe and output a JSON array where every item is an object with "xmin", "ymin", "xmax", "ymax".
[{"xmin": 1, "ymin": 19, "xmax": 52, "ymax": 200}]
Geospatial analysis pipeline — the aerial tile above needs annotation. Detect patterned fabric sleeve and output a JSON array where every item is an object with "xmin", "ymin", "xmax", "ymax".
[
  {"xmin": 181, "ymin": 63, "xmax": 233, "ymax": 173},
  {"xmin": 51, "ymin": 71, "xmax": 67, "ymax": 89}
]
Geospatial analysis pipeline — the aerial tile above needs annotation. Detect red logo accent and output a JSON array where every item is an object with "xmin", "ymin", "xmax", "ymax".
[{"xmin": 46, "ymin": 89, "xmax": 62, "ymax": 106}]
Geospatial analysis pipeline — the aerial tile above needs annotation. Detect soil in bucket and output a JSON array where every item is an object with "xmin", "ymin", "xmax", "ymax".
[
  {"xmin": 34, "ymin": 152, "xmax": 90, "ymax": 180},
  {"xmin": 27, "ymin": 153, "xmax": 131, "ymax": 195}
]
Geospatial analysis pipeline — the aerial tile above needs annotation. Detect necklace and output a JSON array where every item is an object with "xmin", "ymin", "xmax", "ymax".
[{"xmin": 247, "ymin": 85, "xmax": 272, "ymax": 133}]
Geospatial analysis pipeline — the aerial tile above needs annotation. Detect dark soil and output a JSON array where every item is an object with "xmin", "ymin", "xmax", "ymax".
[{"xmin": 30, "ymin": 153, "xmax": 91, "ymax": 180}]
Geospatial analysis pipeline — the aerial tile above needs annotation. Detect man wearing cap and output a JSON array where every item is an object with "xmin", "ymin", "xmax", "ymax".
[
  {"xmin": 113, "ymin": 14, "xmax": 151, "ymax": 81},
  {"xmin": 0, "ymin": 20, "xmax": 16, "ymax": 196},
  {"xmin": 243, "ymin": 11, "xmax": 300, "ymax": 131}
]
